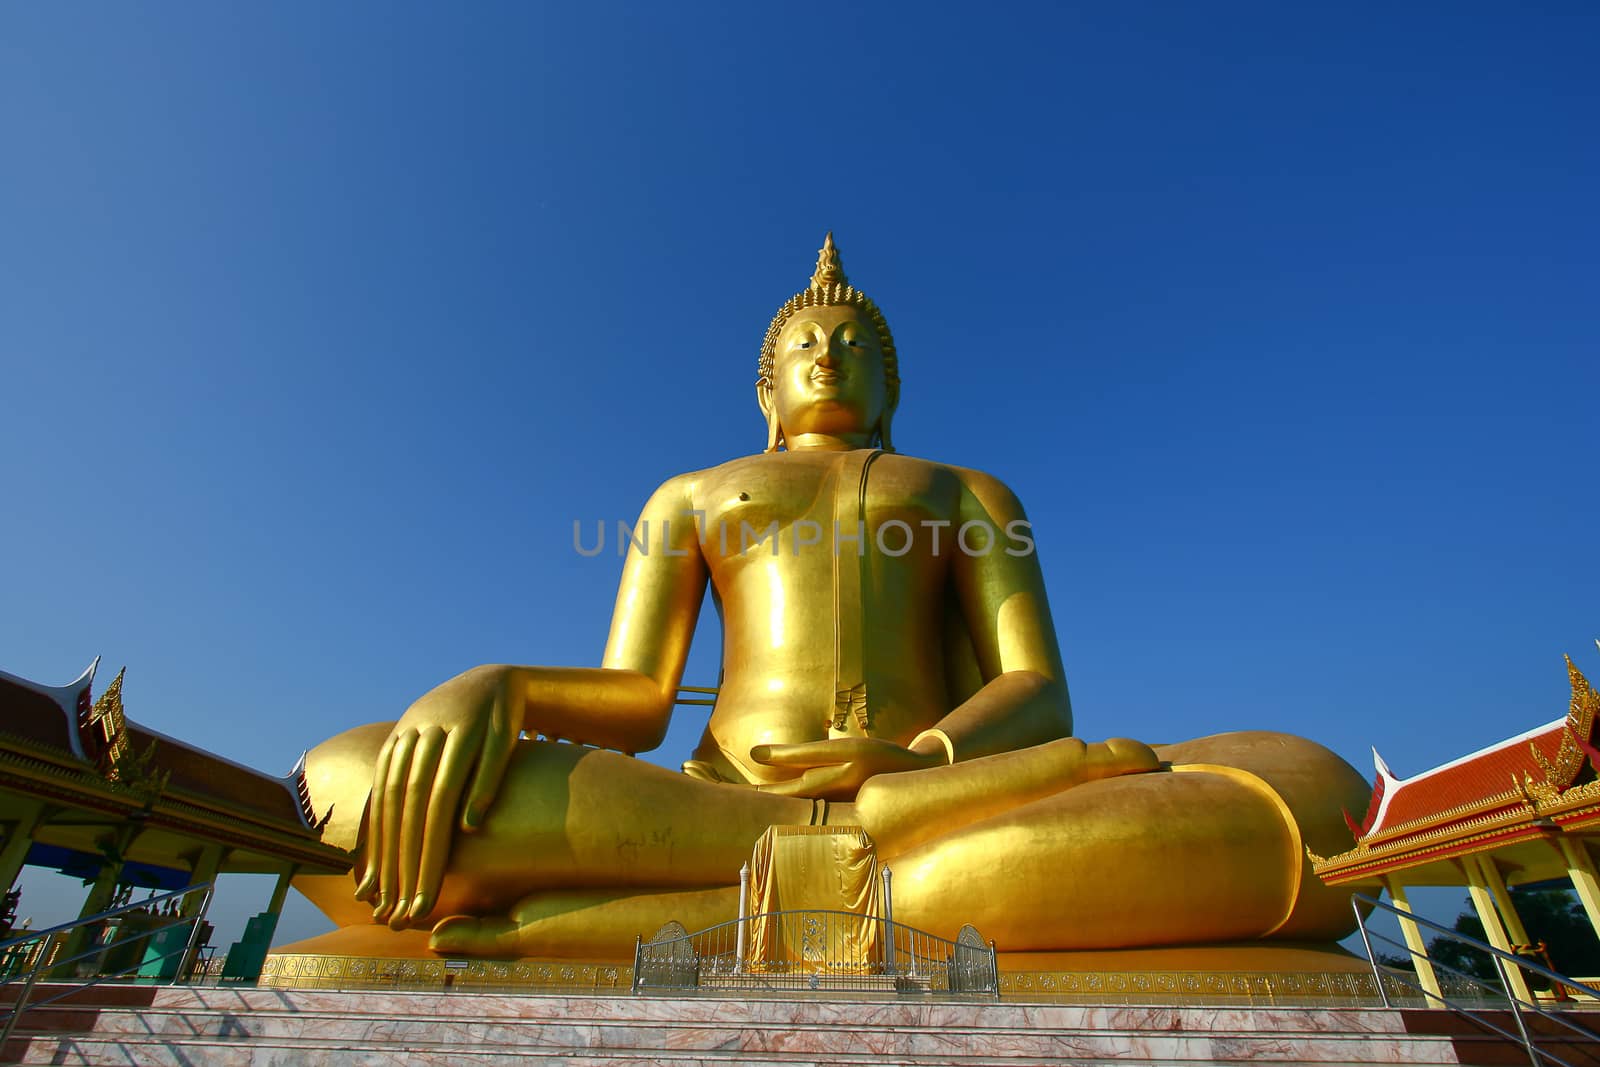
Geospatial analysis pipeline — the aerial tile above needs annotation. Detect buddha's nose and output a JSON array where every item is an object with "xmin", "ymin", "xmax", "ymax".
[{"xmin": 814, "ymin": 342, "xmax": 840, "ymax": 367}]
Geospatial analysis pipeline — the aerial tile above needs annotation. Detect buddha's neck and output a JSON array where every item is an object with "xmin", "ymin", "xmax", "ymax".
[{"xmin": 785, "ymin": 432, "xmax": 875, "ymax": 452}]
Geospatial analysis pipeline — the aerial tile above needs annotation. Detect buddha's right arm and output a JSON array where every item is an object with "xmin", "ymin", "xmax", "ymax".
[
  {"xmin": 499, "ymin": 666, "xmax": 678, "ymax": 755},
  {"xmin": 356, "ymin": 473, "xmax": 707, "ymax": 929}
]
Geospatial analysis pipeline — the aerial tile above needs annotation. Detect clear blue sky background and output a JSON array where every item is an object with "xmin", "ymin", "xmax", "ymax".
[{"xmin": 2, "ymin": 5, "xmax": 1596, "ymax": 952}]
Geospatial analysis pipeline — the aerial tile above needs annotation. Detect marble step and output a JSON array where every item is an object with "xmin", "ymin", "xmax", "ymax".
[
  {"xmin": 5, "ymin": 1006, "xmax": 1474, "ymax": 1064},
  {"xmin": 0, "ymin": 984, "xmax": 1453, "ymax": 1032},
  {"xmin": 0, "ymin": 985, "xmax": 1518, "ymax": 1066},
  {"xmin": 4, "ymin": 1035, "xmax": 1475, "ymax": 1067},
  {"xmin": 13, "ymin": 997, "xmax": 1445, "ymax": 1035}
]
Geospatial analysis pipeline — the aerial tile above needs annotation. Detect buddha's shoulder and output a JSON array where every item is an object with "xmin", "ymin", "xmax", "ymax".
[
  {"xmin": 648, "ymin": 452, "xmax": 1024, "ymax": 504},
  {"xmin": 884, "ymin": 455, "xmax": 1026, "ymax": 499},
  {"xmin": 913, "ymin": 458, "xmax": 1032, "ymax": 514},
  {"xmin": 659, "ymin": 454, "xmax": 769, "ymax": 492},
  {"xmin": 675, "ymin": 450, "xmax": 962, "ymax": 482},
  {"xmin": 640, "ymin": 455, "xmax": 766, "ymax": 504}
]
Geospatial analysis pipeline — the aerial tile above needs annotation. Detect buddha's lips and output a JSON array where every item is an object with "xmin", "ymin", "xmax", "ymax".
[{"xmin": 811, "ymin": 371, "xmax": 843, "ymax": 384}]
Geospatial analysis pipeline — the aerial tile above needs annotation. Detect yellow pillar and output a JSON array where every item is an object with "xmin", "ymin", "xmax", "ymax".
[
  {"xmin": 0, "ymin": 800, "xmax": 50, "ymax": 895},
  {"xmin": 50, "ymin": 822, "xmax": 145, "ymax": 978},
  {"xmin": 52, "ymin": 852, "xmax": 125, "ymax": 979},
  {"xmin": 248, "ymin": 864, "xmax": 299, "ymax": 951},
  {"xmin": 1478, "ymin": 856, "xmax": 1533, "ymax": 944},
  {"xmin": 1557, "ymin": 837, "xmax": 1600, "ymax": 943},
  {"xmin": 180, "ymin": 844, "xmax": 228, "ymax": 919},
  {"xmin": 1383, "ymin": 876, "xmax": 1443, "ymax": 1001},
  {"xmin": 265, "ymin": 864, "xmax": 298, "ymax": 917},
  {"xmin": 171, "ymin": 843, "xmax": 227, "ymax": 980},
  {"xmin": 1466, "ymin": 854, "xmax": 1534, "ymax": 1003}
]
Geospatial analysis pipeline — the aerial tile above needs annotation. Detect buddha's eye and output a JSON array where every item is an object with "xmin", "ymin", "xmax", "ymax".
[{"xmin": 796, "ymin": 341, "xmax": 813, "ymax": 349}]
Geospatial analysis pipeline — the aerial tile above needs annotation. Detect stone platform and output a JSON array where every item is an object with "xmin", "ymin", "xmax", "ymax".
[
  {"xmin": 263, "ymin": 928, "xmax": 1387, "ymax": 1002},
  {"xmin": 0, "ymin": 983, "xmax": 1564, "ymax": 1065}
]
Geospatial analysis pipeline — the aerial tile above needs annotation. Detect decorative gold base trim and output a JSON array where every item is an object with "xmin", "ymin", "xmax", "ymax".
[
  {"xmin": 259, "ymin": 953, "xmax": 631, "ymax": 992},
  {"xmin": 999, "ymin": 968, "xmax": 1381, "ymax": 1001},
  {"xmin": 261, "ymin": 944, "xmax": 1391, "ymax": 1002}
]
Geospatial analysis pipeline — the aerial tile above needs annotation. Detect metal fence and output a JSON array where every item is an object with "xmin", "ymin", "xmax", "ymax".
[
  {"xmin": 0, "ymin": 882, "xmax": 215, "ymax": 1046},
  {"xmin": 1352, "ymin": 893, "xmax": 1600, "ymax": 1067},
  {"xmin": 632, "ymin": 910, "xmax": 998, "ymax": 997}
]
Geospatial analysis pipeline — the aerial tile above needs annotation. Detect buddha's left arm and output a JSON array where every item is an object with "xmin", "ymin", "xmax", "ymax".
[{"xmin": 912, "ymin": 468, "xmax": 1074, "ymax": 764}]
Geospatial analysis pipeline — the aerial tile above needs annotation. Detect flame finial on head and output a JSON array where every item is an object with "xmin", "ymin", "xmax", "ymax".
[
  {"xmin": 759, "ymin": 232, "xmax": 896, "ymax": 388},
  {"xmin": 811, "ymin": 231, "xmax": 848, "ymax": 289},
  {"xmin": 757, "ymin": 231, "xmax": 900, "ymax": 452}
]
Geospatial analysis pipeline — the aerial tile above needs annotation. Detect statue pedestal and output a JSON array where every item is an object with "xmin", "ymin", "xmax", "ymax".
[
  {"xmin": 265, "ymin": 926, "xmax": 1377, "ymax": 1000},
  {"xmin": 276, "ymin": 820, "xmax": 1376, "ymax": 997},
  {"xmin": 998, "ymin": 941, "xmax": 1380, "ymax": 1000}
]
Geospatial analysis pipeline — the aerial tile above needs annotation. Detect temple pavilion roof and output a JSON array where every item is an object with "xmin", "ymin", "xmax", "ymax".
[
  {"xmin": 1313, "ymin": 652, "xmax": 1600, "ymax": 889},
  {"xmin": 0, "ymin": 661, "xmax": 349, "ymax": 880}
]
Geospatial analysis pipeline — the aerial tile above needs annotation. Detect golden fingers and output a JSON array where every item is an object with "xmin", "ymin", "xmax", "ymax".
[{"xmin": 406, "ymin": 727, "xmax": 478, "ymax": 925}]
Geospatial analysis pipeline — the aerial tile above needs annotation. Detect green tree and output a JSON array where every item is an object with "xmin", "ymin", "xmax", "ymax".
[{"xmin": 1426, "ymin": 886, "xmax": 1600, "ymax": 990}]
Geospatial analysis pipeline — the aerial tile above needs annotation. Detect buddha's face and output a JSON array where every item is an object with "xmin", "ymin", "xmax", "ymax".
[{"xmin": 764, "ymin": 304, "xmax": 889, "ymax": 442}]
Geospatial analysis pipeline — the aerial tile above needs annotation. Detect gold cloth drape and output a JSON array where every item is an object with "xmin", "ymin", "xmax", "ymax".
[{"xmin": 747, "ymin": 825, "xmax": 881, "ymax": 971}]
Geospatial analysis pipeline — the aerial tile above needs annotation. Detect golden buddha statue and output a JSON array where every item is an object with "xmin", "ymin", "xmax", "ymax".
[{"xmin": 296, "ymin": 234, "xmax": 1370, "ymax": 960}]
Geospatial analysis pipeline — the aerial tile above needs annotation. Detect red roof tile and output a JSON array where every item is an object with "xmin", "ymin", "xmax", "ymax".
[
  {"xmin": 0, "ymin": 675, "xmax": 82, "ymax": 755},
  {"xmin": 1366, "ymin": 720, "xmax": 1566, "ymax": 837}
]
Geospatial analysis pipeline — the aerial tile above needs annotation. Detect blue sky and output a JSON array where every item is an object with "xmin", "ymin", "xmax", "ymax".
[{"xmin": 2, "ymin": 5, "xmax": 1596, "ymax": 949}]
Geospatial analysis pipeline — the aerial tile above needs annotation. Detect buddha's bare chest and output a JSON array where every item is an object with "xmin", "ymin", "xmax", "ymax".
[
  {"xmin": 695, "ymin": 452, "xmax": 960, "ymax": 572},
  {"xmin": 691, "ymin": 452, "xmax": 961, "ymax": 773}
]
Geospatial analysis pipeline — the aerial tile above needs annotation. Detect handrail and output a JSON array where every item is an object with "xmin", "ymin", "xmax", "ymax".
[
  {"xmin": 0, "ymin": 882, "xmax": 211, "ymax": 955},
  {"xmin": 1352, "ymin": 892, "xmax": 1600, "ymax": 1067},
  {"xmin": 0, "ymin": 881, "xmax": 215, "ymax": 1049}
]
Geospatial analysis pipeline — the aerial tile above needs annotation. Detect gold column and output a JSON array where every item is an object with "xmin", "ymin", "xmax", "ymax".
[
  {"xmin": 1477, "ymin": 856, "xmax": 1533, "ymax": 943},
  {"xmin": 1465, "ymin": 855, "xmax": 1533, "ymax": 1003},
  {"xmin": 266, "ymin": 864, "xmax": 298, "ymax": 919},
  {"xmin": 1382, "ymin": 876, "xmax": 1442, "ymax": 1001},
  {"xmin": 0, "ymin": 800, "xmax": 51, "ymax": 895},
  {"xmin": 243, "ymin": 863, "xmax": 302, "ymax": 958},
  {"xmin": 53, "ymin": 849, "xmax": 127, "ymax": 979},
  {"xmin": 180, "ymin": 843, "xmax": 228, "ymax": 919},
  {"xmin": 1556, "ymin": 837, "xmax": 1600, "ymax": 944}
]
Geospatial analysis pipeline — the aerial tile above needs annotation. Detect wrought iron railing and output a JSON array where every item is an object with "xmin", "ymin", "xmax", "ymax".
[
  {"xmin": 0, "ymin": 882, "xmax": 214, "ymax": 1046},
  {"xmin": 632, "ymin": 910, "xmax": 998, "ymax": 997},
  {"xmin": 1352, "ymin": 892, "xmax": 1600, "ymax": 1067}
]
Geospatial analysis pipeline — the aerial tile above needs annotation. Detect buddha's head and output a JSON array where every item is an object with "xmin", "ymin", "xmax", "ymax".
[{"xmin": 757, "ymin": 233, "xmax": 898, "ymax": 452}]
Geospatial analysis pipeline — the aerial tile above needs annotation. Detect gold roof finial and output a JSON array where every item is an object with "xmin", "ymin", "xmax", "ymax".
[{"xmin": 810, "ymin": 231, "xmax": 847, "ymax": 289}]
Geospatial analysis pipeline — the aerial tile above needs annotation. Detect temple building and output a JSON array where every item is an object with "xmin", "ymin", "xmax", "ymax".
[
  {"xmin": 0, "ymin": 661, "xmax": 351, "ymax": 974},
  {"xmin": 1313, "ymin": 650, "xmax": 1600, "ymax": 1003}
]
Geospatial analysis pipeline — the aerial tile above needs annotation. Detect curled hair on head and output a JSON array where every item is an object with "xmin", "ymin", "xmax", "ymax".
[{"xmin": 757, "ymin": 233, "xmax": 900, "ymax": 426}]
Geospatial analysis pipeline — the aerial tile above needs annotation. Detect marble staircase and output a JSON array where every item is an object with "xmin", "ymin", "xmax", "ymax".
[{"xmin": 0, "ymin": 984, "xmax": 1561, "ymax": 1065}]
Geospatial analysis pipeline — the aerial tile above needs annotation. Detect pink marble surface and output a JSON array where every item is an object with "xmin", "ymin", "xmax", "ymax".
[
  {"xmin": 148, "ymin": 986, "xmax": 1421, "ymax": 1033},
  {"xmin": 6, "ymin": 988, "xmax": 1475, "ymax": 1065},
  {"xmin": 15, "ymin": 1040, "xmax": 1461, "ymax": 1067},
  {"xmin": 31, "ymin": 1009, "xmax": 1447, "ymax": 1060}
]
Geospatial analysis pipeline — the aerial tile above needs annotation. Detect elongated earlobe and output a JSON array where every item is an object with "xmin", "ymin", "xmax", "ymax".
[
  {"xmin": 756, "ymin": 381, "xmax": 785, "ymax": 453},
  {"xmin": 876, "ymin": 410, "xmax": 896, "ymax": 453}
]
